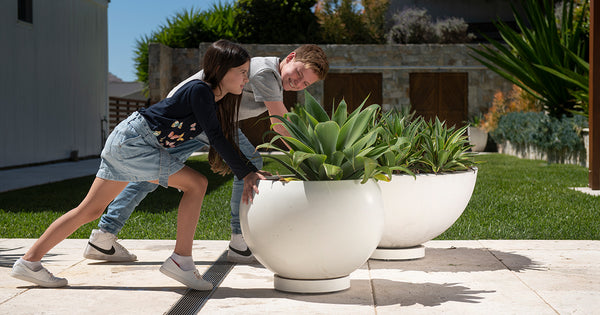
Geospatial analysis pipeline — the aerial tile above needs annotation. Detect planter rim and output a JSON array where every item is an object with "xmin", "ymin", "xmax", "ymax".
[
  {"xmin": 392, "ymin": 167, "xmax": 477, "ymax": 178},
  {"xmin": 262, "ymin": 168, "xmax": 478, "ymax": 182},
  {"xmin": 261, "ymin": 176, "xmax": 377, "ymax": 183}
]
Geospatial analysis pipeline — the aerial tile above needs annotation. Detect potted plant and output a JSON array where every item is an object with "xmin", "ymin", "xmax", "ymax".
[
  {"xmin": 371, "ymin": 112, "xmax": 478, "ymax": 260},
  {"xmin": 467, "ymin": 113, "xmax": 488, "ymax": 152},
  {"xmin": 240, "ymin": 91, "xmax": 388, "ymax": 293}
]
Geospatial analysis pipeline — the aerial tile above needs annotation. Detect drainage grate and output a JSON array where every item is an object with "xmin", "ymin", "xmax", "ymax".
[{"xmin": 165, "ymin": 251, "xmax": 235, "ymax": 315}]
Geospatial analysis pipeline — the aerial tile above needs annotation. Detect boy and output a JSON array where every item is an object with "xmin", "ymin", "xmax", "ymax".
[{"xmin": 83, "ymin": 44, "xmax": 329, "ymax": 263}]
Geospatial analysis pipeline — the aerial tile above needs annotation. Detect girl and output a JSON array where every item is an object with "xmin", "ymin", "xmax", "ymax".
[{"xmin": 10, "ymin": 40, "xmax": 265, "ymax": 290}]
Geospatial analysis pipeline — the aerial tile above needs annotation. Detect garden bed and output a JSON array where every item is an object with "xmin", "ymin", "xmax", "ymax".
[{"xmin": 497, "ymin": 140, "xmax": 587, "ymax": 167}]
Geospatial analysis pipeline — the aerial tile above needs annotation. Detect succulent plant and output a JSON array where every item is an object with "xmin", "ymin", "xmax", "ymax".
[
  {"xmin": 376, "ymin": 111, "xmax": 477, "ymax": 174},
  {"xmin": 257, "ymin": 91, "xmax": 390, "ymax": 183}
]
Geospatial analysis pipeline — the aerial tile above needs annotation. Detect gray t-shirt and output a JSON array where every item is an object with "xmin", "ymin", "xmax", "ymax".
[{"xmin": 167, "ymin": 57, "xmax": 282, "ymax": 121}]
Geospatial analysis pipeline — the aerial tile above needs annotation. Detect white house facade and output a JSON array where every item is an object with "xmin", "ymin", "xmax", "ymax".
[{"xmin": 0, "ymin": 0, "xmax": 109, "ymax": 168}]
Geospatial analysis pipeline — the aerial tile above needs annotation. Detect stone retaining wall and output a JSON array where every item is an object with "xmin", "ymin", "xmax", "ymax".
[
  {"xmin": 497, "ymin": 141, "xmax": 587, "ymax": 167},
  {"xmin": 148, "ymin": 43, "xmax": 512, "ymax": 115}
]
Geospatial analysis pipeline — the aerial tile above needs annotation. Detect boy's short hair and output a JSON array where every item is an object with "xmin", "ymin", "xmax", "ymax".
[{"xmin": 293, "ymin": 44, "xmax": 329, "ymax": 81}]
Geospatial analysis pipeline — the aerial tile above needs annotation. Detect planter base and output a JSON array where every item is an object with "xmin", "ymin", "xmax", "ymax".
[
  {"xmin": 274, "ymin": 275, "xmax": 350, "ymax": 294},
  {"xmin": 370, "ymin": 245, "xmax": 425, "ymax": 261}
]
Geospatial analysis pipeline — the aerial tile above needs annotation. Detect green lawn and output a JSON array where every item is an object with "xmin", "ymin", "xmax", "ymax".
[{"xmin": 0, "ymin": 153, "xmax": 598, "ymax": 240}]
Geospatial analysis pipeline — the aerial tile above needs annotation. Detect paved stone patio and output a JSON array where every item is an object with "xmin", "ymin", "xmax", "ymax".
[{"xmin": 1, "ymin": 239, "xmax": 599, "ymax": 314}]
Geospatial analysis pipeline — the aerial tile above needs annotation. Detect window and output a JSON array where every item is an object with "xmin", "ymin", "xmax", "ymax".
[{"xmin": 18, "ymin": 0, "xmax": 33, "ymax": 23}]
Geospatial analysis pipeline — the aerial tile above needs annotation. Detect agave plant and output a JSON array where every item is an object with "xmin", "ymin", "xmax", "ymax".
[
  {"xmin": 414, "ymin": 118, "xmax": 477, "ymax": 173},
  {"xmin": 376, "ymin": 111, "xmax": 477, "ymax": 174},
  {"xmin": 257, "ymin": 91, "xmax": 390, "ymax": 183},
  {"xmin": 375, "ymin": 110, "xmax": 424, "ymax": 176}
]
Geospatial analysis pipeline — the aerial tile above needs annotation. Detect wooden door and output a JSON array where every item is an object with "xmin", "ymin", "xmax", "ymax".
[
  {"xmin": 239, "ymin": 91, "xmax": 297, "ymax": 147},
  {"xmin": 323, "ymin": 73, "xmax": 383, "ymax": 114},
  {"xmin": 409, "ymin": 72, "xmax": 468, "ymax": 127}
]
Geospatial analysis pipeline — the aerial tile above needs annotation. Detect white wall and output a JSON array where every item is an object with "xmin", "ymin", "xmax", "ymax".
[{"xmin": 0, "ymin": 0, "xmax": 109, "ymax": 168}]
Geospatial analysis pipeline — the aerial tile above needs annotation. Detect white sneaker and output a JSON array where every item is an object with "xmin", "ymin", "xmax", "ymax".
[
  {"xmin": 83, "ymin": 229, "xmax": 137, "ymax": 262},
  {"xmin": 227, "ymin": 234, "xmax": 258, "ymax": 264},
  {"xmin": 10, "ymin": 260, "xmax": 68, "ymax": 288},
  {"xmin": 159, "ymin": 258, "xmax": 213, "ymax": 291}
]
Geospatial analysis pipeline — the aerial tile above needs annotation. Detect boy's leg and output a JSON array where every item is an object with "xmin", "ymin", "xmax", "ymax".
[
  {"xmin": 84, "ymin": 137, "xmax": 209, "ymax": 261},
  {"xmin": 228, "ymin": 129, "xmax": 263, "ymax": 263},
  {"xmin": 83, "ymin": 181, "xmax": 158, "ymax": 261},
  {"xmin": 97, "ymin": 181, "xmax": 159, "ymax": 234}
]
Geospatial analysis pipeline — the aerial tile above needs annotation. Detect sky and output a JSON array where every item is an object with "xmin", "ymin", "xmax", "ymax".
[{"xmin": 108, "ymin": 0, "xmax": 232, "ymax": 82}]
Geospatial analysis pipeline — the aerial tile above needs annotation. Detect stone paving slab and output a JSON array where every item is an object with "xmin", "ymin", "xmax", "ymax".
[{"xmin": 0, "ymin": 239, "xmax": 598, "ymax": 314}]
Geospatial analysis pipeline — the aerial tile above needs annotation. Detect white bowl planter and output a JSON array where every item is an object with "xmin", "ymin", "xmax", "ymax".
[
  {"xmin": 371, "ymin": 168, "xmax": 478, "ymax": 260},
  {"xmin": 468, "ymin": 126, "xmax": 488, "ymax": 152},
  {"xmin": 240, "ymin": 179, "xmax": 384, "ymax": 293}
]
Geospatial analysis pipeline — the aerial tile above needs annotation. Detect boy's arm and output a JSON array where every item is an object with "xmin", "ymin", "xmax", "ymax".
[{"xmin": 264, "ymin": 101, "xmax": 291, "ymax": 138}]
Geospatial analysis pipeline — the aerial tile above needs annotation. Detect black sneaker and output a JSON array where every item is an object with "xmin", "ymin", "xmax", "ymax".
[
  {"xmin": 227, "ymin": 234, "xmax": 257, "ymax": 264},
  {"xmin": 83, "ymin": 229, "xmax": 137, "ymax": 262}
]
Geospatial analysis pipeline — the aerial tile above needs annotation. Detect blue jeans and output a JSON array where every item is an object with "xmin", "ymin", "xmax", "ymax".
[{"xmin": 98, "ymin": 129, "xmax": 262, "ymax": 235}]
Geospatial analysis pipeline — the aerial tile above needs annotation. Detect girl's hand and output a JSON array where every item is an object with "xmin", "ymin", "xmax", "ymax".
[{"xmin": 242, "ymin": 171, "xmax": 267, "ymax": 204}]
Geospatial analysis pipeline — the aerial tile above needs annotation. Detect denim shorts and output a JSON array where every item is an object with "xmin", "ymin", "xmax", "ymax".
[{"xmin": 97, "ymin": 112, "xmax": 185, "ymax": 188}]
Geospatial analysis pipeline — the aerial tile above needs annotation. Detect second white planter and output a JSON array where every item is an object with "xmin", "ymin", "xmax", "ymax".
[
  {"xmin": 240, "ymin": 179, "xmax": 384, "ymax": 293},
  {"xmin": 371, "ymin": 168, "xmax": 478, "ymax": 260},
  {"xmin": 468, "ymin": 126, "xmax": 488, "ymax": 152}
]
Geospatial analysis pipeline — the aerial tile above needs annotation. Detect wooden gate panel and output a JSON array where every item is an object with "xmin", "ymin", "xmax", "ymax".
[
  {"xmin": 323, "ymin": 73, "xmax": 383, "ymax": 115},
  {"xmin": 239, "ymin": 91, "xmax": 297, "ymax": 147},
  {"xmin": 409, "ymin": 73, "xmax": 438, "ymax": 122},
  {"xmin": 323, "ymin": 74, "xmax": 347, "ymax": 114},
  {"xmin": 410, "ymin": 72, "xmax": 468, "ymax": 127},
  {"xmin": 439, "ymin": 73, "xmax": 468, "ymax": 127}
]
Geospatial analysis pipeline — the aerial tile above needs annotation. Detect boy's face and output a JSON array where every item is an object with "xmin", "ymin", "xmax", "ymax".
[{"xmin": 280, "ymin": 53, "xmax": 320, "ymax": 91}]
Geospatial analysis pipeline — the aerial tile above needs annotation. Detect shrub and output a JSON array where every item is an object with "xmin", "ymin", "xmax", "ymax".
[
  {"xmin": 491, "ymin": 111, "xmax": 588, "ymax": 164},
  {"xmin": 387, "ymin": 7, "xmax": 474, "ymax": 44},
  {"xmin": 480, "ymin": 85, "xmax": 541, "ymax": 133},
  {"xmin": 436, "ymin": 17, "xmax": 476, "ymax": 43},
  {"xmin": 387, "ymin": 8, "xmax": 437, "ymax": 44}
]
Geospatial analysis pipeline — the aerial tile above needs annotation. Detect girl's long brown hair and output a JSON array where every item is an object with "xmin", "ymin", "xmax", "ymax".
[{"xmin": 202, "ymin": 40, "xmax": 250, "ymax": 176}]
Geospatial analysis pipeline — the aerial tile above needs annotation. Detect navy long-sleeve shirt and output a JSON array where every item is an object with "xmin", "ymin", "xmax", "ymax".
[{"xmin": 139, "ymin": 80, "xmax": 257, "ymax": 179}]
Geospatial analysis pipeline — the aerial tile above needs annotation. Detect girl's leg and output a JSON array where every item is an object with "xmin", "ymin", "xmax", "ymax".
[
  {"xmin": 159, "ymin": 165, "xmax": 208, "ymax": 256},
  {"xmin": 23, "ymin": 178, "xmax": 128, "ymax": 262},
  {"xmin": 155, "ymin": 166, "xmax": 213, "ymax": 291}
]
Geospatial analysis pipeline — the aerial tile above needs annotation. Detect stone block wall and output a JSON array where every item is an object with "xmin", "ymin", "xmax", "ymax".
[{"xmin": 148, "ymin": 43, "xmax": 512, "ymax": 116}]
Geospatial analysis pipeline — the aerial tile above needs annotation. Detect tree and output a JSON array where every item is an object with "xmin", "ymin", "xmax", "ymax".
[
  {"xmin": 315, "ymin": 0, "xmax": 389, "ymax": 44},
  {"xmin": 133, "ymin": 3, "xmax": 238, "ymax": 86},
  {"xmin": 235, "ymin": 0, "xmax": 320, "ymax": 44}
]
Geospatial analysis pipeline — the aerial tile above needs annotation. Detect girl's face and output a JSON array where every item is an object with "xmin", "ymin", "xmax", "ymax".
[{"xmin": 220, "ymin": 61, "xmax": 250, "ymax": 96}]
